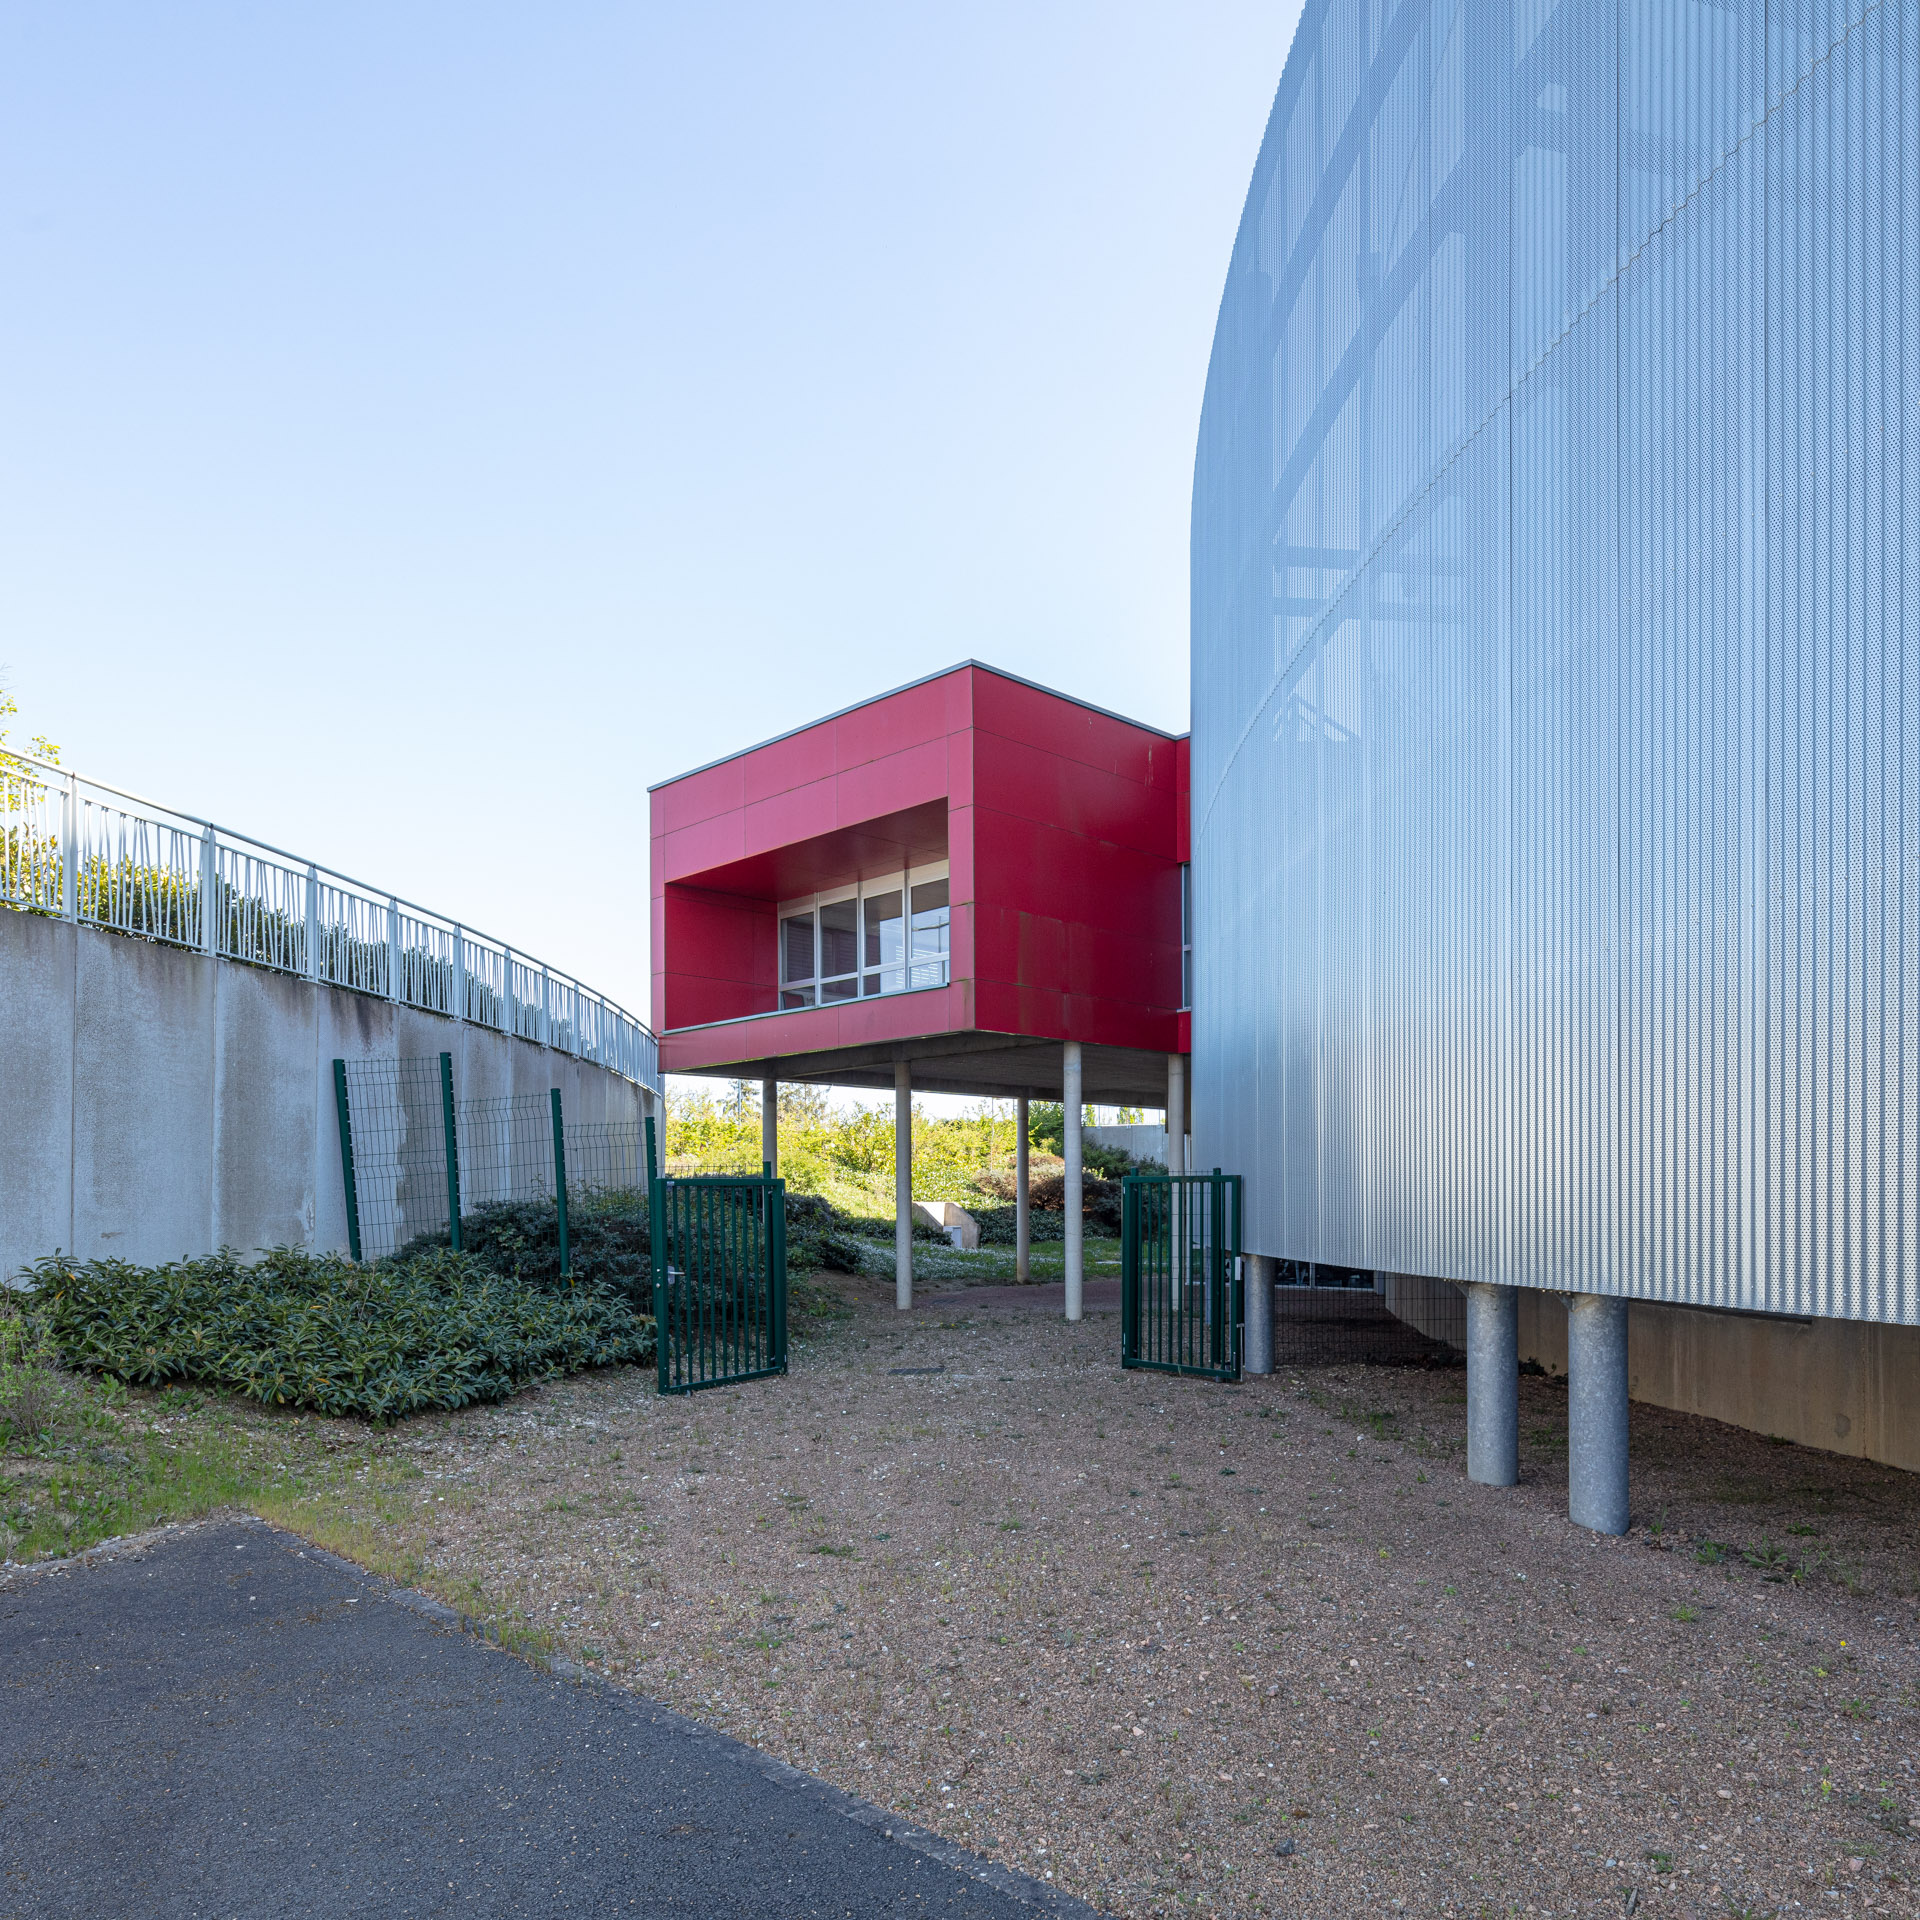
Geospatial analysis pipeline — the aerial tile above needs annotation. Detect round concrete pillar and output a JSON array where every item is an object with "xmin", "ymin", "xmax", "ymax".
[
  {"xmin": 1014, "ymin": 1093, "xmax": 1031, "ymax": 1283},
  {"xmin": 1062, "ymin": 1042, "xmax": 1083, "ymax": 1322},
  {"xmin": 894, "ymin": 1061, "xmax": 913, "ymax": 1312},
  {"xmin": 1568, "ymin": 1293, "xmax": 1630, "ymax": 1534},
  {"xmin": 1243, "ymin": 1253, "xmax": 1275, "ymax": 1374},
  {"xmin": 1465, "ymin": 1282, "xmax": 1519, "ymax": 1487},
  {"xmin": 761, "ymin": 1077, "xmax": 778, "ymax": 1176}
]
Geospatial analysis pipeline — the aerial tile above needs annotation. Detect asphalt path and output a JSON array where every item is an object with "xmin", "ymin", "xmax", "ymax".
[{"xmin": 0, "ymin": 1520, "xmax": 1088, "ymax": 1920}]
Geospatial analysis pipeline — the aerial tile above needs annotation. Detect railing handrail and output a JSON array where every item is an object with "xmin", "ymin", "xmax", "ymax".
[{"xmin": 0, "ymin": 750, "xmax": 658, "ymax": 1089}]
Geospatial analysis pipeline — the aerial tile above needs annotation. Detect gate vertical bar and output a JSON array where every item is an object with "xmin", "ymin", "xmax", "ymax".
[
  {"xmin": 551, "ymin": 1088, "xmax": 571, "ymax": 1279},
  {"xmin": 771, "ymin": 1176, "xmax": 788, "ymax": 1365},
  {"xmin": 439, "ymin": 1051, "xmax": 463, "ymax": 1251},
  {"xmin": 333, "ymin": 1058, "xmax": 363, "ymax": 1263}
]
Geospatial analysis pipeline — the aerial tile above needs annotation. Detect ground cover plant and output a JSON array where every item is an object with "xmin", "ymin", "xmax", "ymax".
[{"xmin": 26, "ymin": 1244, "xmax": 655, "ymax": 1422}]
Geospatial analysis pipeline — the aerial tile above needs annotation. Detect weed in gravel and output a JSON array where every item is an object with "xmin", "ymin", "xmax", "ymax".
[{"xmin": 1671, "ymin": 1604, "xmax": 1700, "ymax": 1622}]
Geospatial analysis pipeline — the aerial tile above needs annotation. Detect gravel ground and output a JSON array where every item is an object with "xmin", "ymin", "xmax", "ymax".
[{"xmin": 319, "ymin": 1272, "xmax": 1920, "ymax": 1919}]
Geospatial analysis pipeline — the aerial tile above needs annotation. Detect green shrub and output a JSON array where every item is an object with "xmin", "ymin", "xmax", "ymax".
[
  {"xmin": 0, "ymin": 1291, "xmax": 85, "ymax": 1450},
  {"xmin": 396, "ymin": 1189, "xmax": 652, "ymax": 1302},
  {"xmin": 783, "ymin": 1193, "xmax": 869, "ymax": 1275},
  {"xmin": 27, "ymin": 1245, "xmax": 655, "ymax": 1423},
  {"xmin": 970, "ymin": 1168, "xmax": 1127, "ymax": 1235}
]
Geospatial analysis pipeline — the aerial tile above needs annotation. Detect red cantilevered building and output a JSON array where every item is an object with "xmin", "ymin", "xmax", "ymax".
[{"xmin": 649, "ymin": 662, "xmax": 1190, "ymax": 1314}]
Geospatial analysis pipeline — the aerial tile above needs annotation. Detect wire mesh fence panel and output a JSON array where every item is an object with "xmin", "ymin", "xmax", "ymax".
[
  {"xmin": 1268, "ymin": 1267, "xmax": 1466, "ymax": 1368},
  {"xmin": 650, "ymin": 1172, "xmax": 788, "ymax": 1395},
  {"xmin": 564, "ymin": 1121, "xmax": 650, "ymax": 1197},
  {"xmin": 1121, "ymin": 1171, "xmax": 1243, "ymax": 1381},
  {"xmin": 336, "ymin": 1055, "xmax": 461, "ymax": 1263}
]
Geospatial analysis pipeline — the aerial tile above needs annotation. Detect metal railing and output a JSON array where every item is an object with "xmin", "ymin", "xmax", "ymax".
[{"xmin": 0, "ymin": 753, "xmax": 658, "ymax": 1089}]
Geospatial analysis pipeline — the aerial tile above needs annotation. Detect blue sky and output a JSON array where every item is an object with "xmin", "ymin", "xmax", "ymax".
[{"xmin": 2, "ymin": 2, "xmax": 1298, "ymax": 1018}]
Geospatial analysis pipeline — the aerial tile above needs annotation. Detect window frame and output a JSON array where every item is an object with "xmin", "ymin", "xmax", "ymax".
[{"xmin": 779, "ymin": 859, "xmax": 950, "ymax": 1009}]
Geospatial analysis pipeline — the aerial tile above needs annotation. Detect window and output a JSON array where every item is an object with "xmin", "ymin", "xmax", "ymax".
[{"xmin": 780, "ymin": 862, "xmax": 949, "ymax": 1007}]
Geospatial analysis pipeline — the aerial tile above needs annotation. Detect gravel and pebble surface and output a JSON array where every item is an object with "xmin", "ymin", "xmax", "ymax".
[{"xmin": 327, "ymin": 1275, "xmax": 1920, "ymax": 1918}]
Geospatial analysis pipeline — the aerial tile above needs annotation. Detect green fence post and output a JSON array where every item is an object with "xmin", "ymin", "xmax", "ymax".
[
  {"xmin": 551, "ymin": 1088, "xmax": 571, "ymax": 1280},
  {"xmin": 771, "ymin": 1174, "xmax": 788, "ymax": 1374},
  {"xmin": 645, "ymin": 1116, "xmax": 667, "ymax": 1392},
  {"xmin": 440, "ymin": 1051, "xmax": 462, "ymax": 1252},
  {"xmin": 332, "ymin": 1059, "xmax": 363, "ymax": 1263}
]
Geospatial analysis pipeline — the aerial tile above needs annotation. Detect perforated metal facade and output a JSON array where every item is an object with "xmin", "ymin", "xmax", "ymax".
[{"xmin": 1191, "ymin": 0, "xmax": 1919, "ymax": 1323}]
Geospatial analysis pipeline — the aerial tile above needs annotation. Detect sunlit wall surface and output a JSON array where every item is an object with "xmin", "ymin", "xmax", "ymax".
[{"xmin": 1191, "ymin": 0, "xmax": 1919, "ymax": 1321}]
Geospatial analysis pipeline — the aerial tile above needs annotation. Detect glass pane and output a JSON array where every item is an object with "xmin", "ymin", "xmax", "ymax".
[
  {"xmin": 822, "ymin": 976, "xmax": 857, "ymax": 1003},
  {"xmin": 780, "ymin": 912, "xmax": 815, "ymax": 985},
  {"xmin": 907, "ymin": 880, "xmax": 949, "ymax": 989},
  {"xmin": 819, "ymin": 898, "xmax": 858, "ymax": 980},
  {"xmin": 780, "ymin": 985, "xmax": 815, "ymax": 1009},
  {"xmin": 862, "ymin": 890, "xmax": 903, "ymax": 969}
]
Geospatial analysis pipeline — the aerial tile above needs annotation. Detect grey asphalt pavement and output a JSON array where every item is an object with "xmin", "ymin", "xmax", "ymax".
[{"xmin": 0, "ymin": 1520, "xmax": 1086, "ymax": 1920}]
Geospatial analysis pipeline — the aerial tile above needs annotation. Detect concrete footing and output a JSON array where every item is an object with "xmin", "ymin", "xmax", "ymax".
[
  {"xmin": 1243, "ymin": 1254, "xmax": 1274, "ymax": 1374},
  {"xmin": 1465, "ymin": 1282, "xmax": 1519, "ymax": 1486},
  {"xmin": 1568, "ymin": 1292, "xmax": 1630, "ymax": 1534}
]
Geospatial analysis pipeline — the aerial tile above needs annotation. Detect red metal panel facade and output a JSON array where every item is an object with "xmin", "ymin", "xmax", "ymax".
[{"xmin": 651, "ymin": 664, "xmax": 1187, "ymax": 1074}]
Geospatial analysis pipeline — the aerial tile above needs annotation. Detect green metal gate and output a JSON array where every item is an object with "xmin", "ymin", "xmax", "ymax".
[
  {"xmin": 648, "ymin": 1122, "xmax": 788, "ymax": 1395},
  {"xmin": 1121, "ymin": 1170, "xmax": 1243, "ymax": 1380}
]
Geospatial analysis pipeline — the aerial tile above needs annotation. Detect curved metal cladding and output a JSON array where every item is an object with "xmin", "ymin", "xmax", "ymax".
[{"xmin": 1191, "ymin": 0, "xmax": 1919, "ymax": 1324}]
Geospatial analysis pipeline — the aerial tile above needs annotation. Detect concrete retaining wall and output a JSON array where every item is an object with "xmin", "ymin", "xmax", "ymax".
[
  {"xmin": 1, "ymin": 909, "xmax": 656, "ymax": 1281},
  {"xmin": 1516, "ymin": 1289, "xmax": 1920, "ymax": 1475}
]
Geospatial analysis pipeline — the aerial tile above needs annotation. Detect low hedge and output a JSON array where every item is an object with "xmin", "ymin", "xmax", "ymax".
[{"xmin": 27, "ymin": 1245, "xmax": 655, "ymax": 1423}]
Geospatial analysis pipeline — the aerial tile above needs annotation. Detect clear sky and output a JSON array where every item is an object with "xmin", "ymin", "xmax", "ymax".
[{"xmin": 2, "ymin": 2, "xmax": 1299, "ymax": 1025}]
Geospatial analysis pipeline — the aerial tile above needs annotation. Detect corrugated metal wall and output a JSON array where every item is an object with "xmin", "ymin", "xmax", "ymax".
[{"xmin": 1191, "ymin": 0, "xmax": 1919, "ymax": 1324}]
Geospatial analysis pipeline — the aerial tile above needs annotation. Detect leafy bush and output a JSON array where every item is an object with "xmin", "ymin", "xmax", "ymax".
[
  {"xmin": 401, "ymin": 1185, "xmax": 881, "ymax": 1289},
  {"xmin": 969, "ymin": 1168, "xmax": 1127, "ymax": 1235},
  {"xmin": 396, "ymin": 1189, "xmax": 652, "ymax": 1301},
  {"xmin": 0, "ymin": 1292, "xmax": 84, "ymax": 1450},
  {"xmin": 27, "ymin": 1245, "xmax": 655, "ymax": 1423},
  {"xmin": 783, "ymin": 1193, "xmax": 870, "ymax": 1276},
  {"xmin": 969, "ymin": 1204, "xmax": 1065, "ymax": 1247}
]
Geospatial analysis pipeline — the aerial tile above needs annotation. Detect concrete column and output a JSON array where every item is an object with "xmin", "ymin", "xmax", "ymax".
[
  {"xmin": 1062, "ymin": 1042, "xmax": 1083, "ymax": 1322},
  {"xmin": 1165, "ymin": 1053, "xmax": 1186, "ymax": 1176},
  {"xmin": 894, "ymin": 1060, "xmax": 913, "ymax": 1311},
  {"xmin": 761, "ymin": 1077, "xmax": 778, "ymax": 1176},
  {"xmin": 1568, "ymin": 1292, "xmax": 1630, "ymax": 1534},
  {"xmin": 1243, "ymin": 1253, "xmax": 1274, "ymax": 1374},
  {"xmin": 1465, "ymin": 1282, "xmax": 1519, "ymax": 1487},
  {"xmin": 1014, "ymin": 1093, "xmax": 1031, "ymax": 1283}
]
